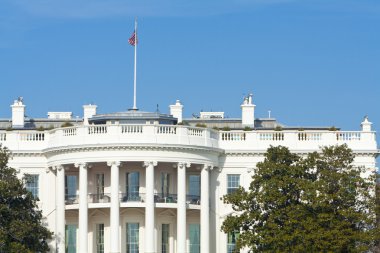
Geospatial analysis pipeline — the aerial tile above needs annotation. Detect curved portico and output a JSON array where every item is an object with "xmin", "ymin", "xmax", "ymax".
[{"xmin": 48, "ymin": 142, "xmax": 220, "ymax": 253}]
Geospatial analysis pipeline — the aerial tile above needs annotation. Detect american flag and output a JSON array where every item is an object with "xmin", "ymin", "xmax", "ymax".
[{"xmin": 128, "ymin": 30, "xmax": 137, "ymax": 46}]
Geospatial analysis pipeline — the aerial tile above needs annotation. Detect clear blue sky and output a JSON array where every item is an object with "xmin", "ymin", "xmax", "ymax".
[{"xmin": 0, "ymin": 0, "xmax": 379, "ymax": 132}]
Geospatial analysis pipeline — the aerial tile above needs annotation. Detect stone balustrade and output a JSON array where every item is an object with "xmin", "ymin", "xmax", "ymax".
[{"xmin": 0, "ymin": 125, "xmax": 376, "ymax": 152}]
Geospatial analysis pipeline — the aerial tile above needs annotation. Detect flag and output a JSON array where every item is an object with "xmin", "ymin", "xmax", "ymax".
[{"xmin": 128, "ymin": 30, "xmax": 137, "ymax": 46}]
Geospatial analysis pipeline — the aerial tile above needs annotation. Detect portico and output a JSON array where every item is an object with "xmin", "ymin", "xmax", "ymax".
[{"xmin": 52, "ymin": 158, "xmax": 215, "ymax": 253}]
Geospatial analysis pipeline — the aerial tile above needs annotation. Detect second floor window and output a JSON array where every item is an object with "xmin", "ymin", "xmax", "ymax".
[
  {"xmin": 25, "ymin": 174, "xmax": 39, "ymax": 198},
  {"xmin": 227, "ymin": 174, "xmax": 240, "ymax": 194},
  {"xmin": 161, "ymin": 173, "xmax": 170, "ymax": 197},
  {"xmin": 126, "ymin": 172, "xmax": 140, "ymax": 201},
  {"xmin": 96, "ymin": 174, "xmax": 105, "ymax": 196}
]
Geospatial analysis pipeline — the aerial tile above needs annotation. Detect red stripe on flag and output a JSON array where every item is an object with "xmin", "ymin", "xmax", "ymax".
[{"xmin": 129, "ymin": 31, "xmax": 137, "ymax": 46}]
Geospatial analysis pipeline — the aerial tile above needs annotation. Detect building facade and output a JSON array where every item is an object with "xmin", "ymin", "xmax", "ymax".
[{"xmin": 0, "ymin": 95, "xmax": 378, "ymax": 253}]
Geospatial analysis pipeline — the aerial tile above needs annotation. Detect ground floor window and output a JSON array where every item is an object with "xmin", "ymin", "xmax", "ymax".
[
  {"xmin": 162, "ymin": 224, "xmax": 170, "ymax": 253},
  {"xmin": 227, "ymin": 231, "xmax": 239, "ymax": 253},
  {"xmin": 126, "ymin": 223, "xmax": 139, "ymax": 253},
  {"xmin": 189, "ymin": 224, "xmax": 200, "ymax": 253},
  {"xmin": 96, "ymin": 223, "xmax": 104, "ymax": 253},
  {"xmin": 65, "ymin": 224, "xmax": 77, "ymax": 253}
]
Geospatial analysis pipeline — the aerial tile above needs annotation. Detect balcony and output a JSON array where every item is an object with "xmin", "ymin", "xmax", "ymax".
[
  {"xmin": 218, "ymin": 130, "xmax": 377, "ymax": 151},
  {"xmin": 0, "ymin": 125, "xmax": 376, "ymax": 153},
  {"xmin": 64, "ymin": 193, "xmax": 200, "ymax": 206},
  {"xmin": 0, "ymin": 124, "xmax": 219, "ymax": 152}
]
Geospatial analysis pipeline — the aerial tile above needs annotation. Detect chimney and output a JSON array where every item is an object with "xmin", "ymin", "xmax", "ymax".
[
  {"xmin": 83, "ymin": 104, "xmax": 97, "ymax": 125},
  {"xmin": 361, "ymin": 116, "xmax": 372, "ymax": 132},
  {"xmin": 241, "ymin": 93, "xmax": 255, "ymax": 127},
  {"xmin": 11, "ymin": 97, "xmax": 25, "ymax": 128},
  {"xmin": 169, "ymin": 100, "xmax": 183, "ymax": 123}
]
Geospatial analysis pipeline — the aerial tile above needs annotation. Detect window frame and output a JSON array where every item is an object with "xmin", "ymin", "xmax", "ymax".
[
  {"xmin": 227, "ymin": 174, "xmax": 240, "ymax": 194},
  {"xmin": 25, "ymin": 174, "xmax": 39, "ymax": 198}
]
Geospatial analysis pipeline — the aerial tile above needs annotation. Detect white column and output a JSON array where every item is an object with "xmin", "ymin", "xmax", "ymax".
[
  {"xmin": 56, "ymin": 166, "xmax": 66, "ymax": 253},
  {"xmin": 76, "ymin": 162, "xmax": 88, "ymax": 253},
  {"xmin": 200, "ymin": 165, "xmax": 211, "ymax": 253},
  {"xmin": 144, "ymin": 161, "xmax": 157, "ymax": 253},
  {"xmin": 177, "ymin": 162, "xmax": 190, "ymax": 253},
  {"xmin": 108, "ymin": 161, "xmax": 121, "ymax": 253}
]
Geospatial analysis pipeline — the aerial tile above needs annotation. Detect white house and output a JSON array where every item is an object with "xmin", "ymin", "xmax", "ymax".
[{"xmin": 0, "ymin": 95, "xmax": 377, "ymax": 253}]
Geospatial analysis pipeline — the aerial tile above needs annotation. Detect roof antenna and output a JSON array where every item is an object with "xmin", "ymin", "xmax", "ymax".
[
  {"xmin": 268, "ymin": 110, "xmax": 271, "ymax": 118},
  {"xmin": 156, "ymin": 104, "xmax": 160, "ymax": 113}
]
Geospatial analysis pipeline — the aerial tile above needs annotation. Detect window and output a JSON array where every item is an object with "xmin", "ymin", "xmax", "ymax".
[
  {"xmin": 188, "ymin": 175, "xmax": 200, "ymax": 204},
  {"xmin": 227, "ymin": 174, "xmax": 240, "ymax": 194},
  {"xmin": 96, "ymin": 174, "xmax": 105, "ymax": 202},
  {"xmin": 126, "ymin": 172, "xmax": 140, "ymax": 201},
  {"xmin": 227, "ymin": 231, "xmax": 239, "ymax": 253},
  {"xmin": 25, "ymin": 174, "xmax": 39, "ymax": 198},
  {"xmin": 161, "ymin": 173, "xmax": 170, "ymax": 197},
  {"xmin": 65, "ymin": 175, "xmax": 77, "ymax": 204},
  {"xmin": 162, "ymin": 224, "xmax": 170, "ymax": 253},
  {"xmin": 126, "ymin": 223, "xmax": 139, "ymax": 253},
  {"xmin": 96, "ymin": 224, "xmax": 104, "ymax": 253},
  {"xmin": 189, "ymin": 224, "xmax": 200, "ymax": 253},
  {"xmin": 65, "ymin": 224, "xmax": 77, "ymax": 253}
]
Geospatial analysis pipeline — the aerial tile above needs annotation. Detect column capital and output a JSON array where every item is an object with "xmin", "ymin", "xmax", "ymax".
[
  {"xmin": 74, "ymin": 162, "xmax": 89, "ymax": 169},
  {"xmin": 202, "ymin": 164, "xmax": 214, "ymax": 171},
  {"xmin": 46, "ymin": 166, "xmax": 55, "ymax": 173},
  {"xmin": 107, "ymin": 161, "xmax": 121, "ymax": 167},
  {"xmin": 177, "ymin": 162, "xmax": 191, "ymax": 169},
  {"xmin": 143, "ymin": 161, "xmax": 158, "ymax": 167},
  {"xmin": 55, "ymin": 165, "xmax": 68, "ymax": 171},
  {"xmin": 48, "ymin": 165, "xmax": 68, "ymax": 173}
]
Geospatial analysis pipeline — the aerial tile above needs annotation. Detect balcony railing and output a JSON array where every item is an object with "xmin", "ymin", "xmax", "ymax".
[
  {"xmin": 89, "ymin": 193, "xmax": 111, "ymax": 203},
  {"xmin": 0, "ymin": 125, "xmax": 375, "ymax": 153},
  {"xmin": 65, "ymin": 195, "xmax": 79, "ymax": 205},
  {"xmin": 120, "ymin": 193, "xmax": 145, "ymax": 203},
  {"xmin": 186, "ymin": 194, "xmax": 201, "ymax": 205},
  {"xmin": 64, "ymin": 192, "xmax": 201, "ymax": 206},
  {"xmin": 155, "ymin": 193, "xmax": 177, "ymax": 203}
]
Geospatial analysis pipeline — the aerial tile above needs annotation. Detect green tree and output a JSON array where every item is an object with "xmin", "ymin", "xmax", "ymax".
[
  {"xmin": 0, "ymin": 145, "xmax": 52, "ymax": 253},
  {"xmin": 222, "ymin": 145, "xmax": 378, "ymax": 253}
]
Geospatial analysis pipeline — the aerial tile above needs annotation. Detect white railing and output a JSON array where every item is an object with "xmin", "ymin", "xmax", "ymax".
[
  {"xmin": 88, "ymin": 125, "xmax": 107, "ymax": 135},
  {"xmin": 157, "ymin": 126, "xmax": 176, "ymax": 134},
  {"xmin": 188, "ymin": 128, "xmax": 204, "ymax": 137},
  {"xmin": 336, "ymin": 131, "xmax": 361, "ymax": 141},
  {"xmin": 298, "ymin": 132, "xmax": 322, "ymax": 141},
  {"xmin": 0, "ymin": 127, "xmax": 376, "ymax": 152},
  {"xmin": 221, "ymin": 132, "xmax": 246, "ymax": 141},
  {"xmin": 121, "ymin": 125, "xmax": 143, "ymax": 134},
  {"xmin": 63, "ymin": 127, "xmax": 77, "ymax": 136},
  {"xmin": 259, "ymin": 132, "xmax": 284, "ymax": 141},
  {"xmin": 19, "ymin": 132, "xmax": 45, "ymax": 141}
]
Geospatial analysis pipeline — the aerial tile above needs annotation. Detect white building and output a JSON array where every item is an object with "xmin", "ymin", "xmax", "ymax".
[{"xmin": 0, "ymin": 95, "xmax": 378, "ymax": 253}]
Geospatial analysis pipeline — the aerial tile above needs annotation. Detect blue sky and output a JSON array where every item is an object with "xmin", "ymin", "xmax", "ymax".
[{"xmin": 0, "ymin": 0, "xmax": 379, "ymax": 132}]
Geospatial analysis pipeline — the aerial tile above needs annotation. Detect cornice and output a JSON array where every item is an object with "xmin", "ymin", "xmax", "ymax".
[
  {"xmin": 7, "ymin": 146, "xmax": 379, "ymax": 159},
  {"xmin": 43, "ymin": 143, "xmax": 224, "ymax": 157},
  {"xmin": 10, "ymin": 151, "xmax": 44, "ymax": 157},
  {"xmin": 224, "ymin": 149, "xmax": 379, "ymax": 158}
]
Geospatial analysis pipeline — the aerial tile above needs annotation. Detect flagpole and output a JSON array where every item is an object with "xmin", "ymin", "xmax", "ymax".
[{"xmin": 133, "ymin": 18, "xmax": 138, "ymax": 110}]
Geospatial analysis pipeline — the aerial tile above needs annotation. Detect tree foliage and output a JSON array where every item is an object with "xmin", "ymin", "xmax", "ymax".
[
  {"xmin": 222, "ymin": 144, "xmax": 378, "ymax": 253},
  {"xmin": 0, "ymin": 145, "xmax": 52, "ymax": 253}
]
